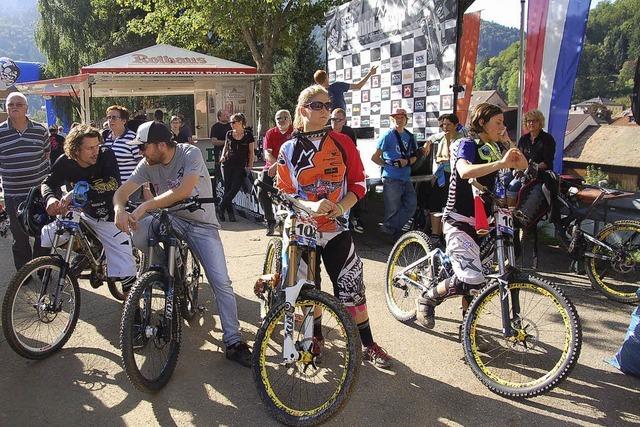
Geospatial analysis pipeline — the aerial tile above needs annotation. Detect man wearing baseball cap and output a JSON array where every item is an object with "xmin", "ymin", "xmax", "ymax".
[
  {"xmin": 113, "ymin": 120, "xmax": 252, "ymax": 367},
  {"xmin": 371, "ymin": 108, "xmax": 419, "ymax": 239}
]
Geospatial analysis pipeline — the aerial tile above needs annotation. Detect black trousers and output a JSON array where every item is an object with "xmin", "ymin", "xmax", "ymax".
[
  {"xmin": 5, "ymin": 194, "xmax": 47, "ymax": 270},
  {"xmin": 257, "ymin": 171, "xmax": 275, "ymax": 224},
  {"xmin": 220, "ymin": 164, "xmax": 245, "ymax": 209}
]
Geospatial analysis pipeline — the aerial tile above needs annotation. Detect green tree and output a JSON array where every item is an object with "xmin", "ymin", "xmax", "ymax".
[
  {"xmin": 270, "ymin": 35, "xmax": 324, "ymax": 126},
  {"xmin": 35, "ymin": 0, "xmax": 155, "ymax": 122},
  {"xmin": 118, "ymin": 0, "xmax": 340, "ymax": 135},
  {"xmin": 474, "ymin": 41, "xmax": 521, "ymax": 105}
]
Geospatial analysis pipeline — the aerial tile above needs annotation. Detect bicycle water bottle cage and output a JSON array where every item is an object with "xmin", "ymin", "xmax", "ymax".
[{"xmin": 71, "ymin": 181, "xmax": 90, "ymax": 208}]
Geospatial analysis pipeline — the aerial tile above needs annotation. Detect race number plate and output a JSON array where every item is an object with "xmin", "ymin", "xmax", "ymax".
[
  {"xmin": 292, "ymin": 217, "xmax": 318, "ymax": 247},
  {"xmin": 59, "ymin": 208, "xmax": 82, "ymax": 228},
  {"xmin": 497, "ymin": 208, "xmax": 514, "ymax": 235}
]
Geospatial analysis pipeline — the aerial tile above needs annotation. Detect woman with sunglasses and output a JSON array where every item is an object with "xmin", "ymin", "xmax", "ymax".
[
  {"xmin": 219, "ymin": 113, "xmax": 254, "ymax": 221},
  {"xmin": 277, "ymin": 84, "xmax": 393, "ymax": 369},
  {"xmin": 416, "ymin": 103, "xmax": 527, "ymax": 329}
]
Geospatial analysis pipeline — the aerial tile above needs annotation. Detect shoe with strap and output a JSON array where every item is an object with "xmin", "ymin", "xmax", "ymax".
[{"xmin": 363, "ymin": 342, "xmax": 392, "ymax": 369}]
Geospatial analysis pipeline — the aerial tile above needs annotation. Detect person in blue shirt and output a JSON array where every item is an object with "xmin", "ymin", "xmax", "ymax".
[
  {"xmin": 371, "ymin": 108, "xmax": 419, "ymax": 239},
  {"xmin": 314, "ymin": 66, "xmax": 378, "ymax": 111}
]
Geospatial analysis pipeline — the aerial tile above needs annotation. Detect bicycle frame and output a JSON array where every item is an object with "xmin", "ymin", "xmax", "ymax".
[
  {"xmin": 41, "ymin": 212, "xmax": 101, "ymax": 312},
  {"xmin": 281, "ymin": 212, "xmax": 318, "ymax": 364}
]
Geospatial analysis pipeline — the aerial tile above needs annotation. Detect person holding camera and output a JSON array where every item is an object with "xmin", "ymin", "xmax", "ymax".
[{"xmin": 371, "ymin": 108, "xmax": 418, "ymax": 239}]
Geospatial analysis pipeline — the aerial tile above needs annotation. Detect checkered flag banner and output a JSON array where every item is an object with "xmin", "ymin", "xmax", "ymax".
[{"xmin": 326, "ymin": 0, "xmax": 458, "ymax": 141}]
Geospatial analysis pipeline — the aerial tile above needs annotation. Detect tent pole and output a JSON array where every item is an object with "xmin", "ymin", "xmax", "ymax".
[{"xmin": 517, "ymin": 0, "xmax": 526, "ymax": 138}]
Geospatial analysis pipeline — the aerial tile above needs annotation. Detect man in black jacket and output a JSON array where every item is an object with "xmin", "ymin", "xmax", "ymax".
[{"xmin": 41, "ymin": 124, "xmax": 137, "ymax": 288}]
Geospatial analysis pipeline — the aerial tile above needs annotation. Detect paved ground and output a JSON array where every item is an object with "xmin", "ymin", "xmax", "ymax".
[{"xmin": 0, "ymin": 211, "xmax": 639, "ymax": 426}]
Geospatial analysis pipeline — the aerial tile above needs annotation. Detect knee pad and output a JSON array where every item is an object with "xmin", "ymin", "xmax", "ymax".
[{"xmin": 444, "ymin": 277, "xmax": 481, "ymax": 298}]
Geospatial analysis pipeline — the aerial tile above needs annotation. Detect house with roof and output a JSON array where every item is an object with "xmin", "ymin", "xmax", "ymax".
[
  {"xmin": 564, "ymin": 113, "xmax": 599, "ymax": 149},
  {"xmin": 564, "ymin": 125, "xmax": 640, "ymax": 191},
  {"xmin": 571, "ymin": 96, "xmax": 625, "ymax": 120},
  {"xmin": 610, "ymin": 109, "xmax": 636, "ymax": 126},
  {"xmin": 466, "ymin": 90, "xmax": 508, "ymax": 125}
]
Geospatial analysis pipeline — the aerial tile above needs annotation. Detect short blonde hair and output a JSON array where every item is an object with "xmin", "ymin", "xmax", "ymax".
[
  {"xmin": 523, "ymin": 109, "xmax": 545, "ymax": 127},
  {"xmin": 293, "ymin": 85, "xmax": 329, "ymax": 130},
  {"xmin": 313, "ymin": 70, "xmax": 328, "ymax": 85}
]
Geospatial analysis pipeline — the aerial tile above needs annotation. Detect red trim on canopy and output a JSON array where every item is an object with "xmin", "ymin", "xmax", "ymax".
[{"xmin": 80, "ymin": 67, "xmax": 256, "ymax": 75}]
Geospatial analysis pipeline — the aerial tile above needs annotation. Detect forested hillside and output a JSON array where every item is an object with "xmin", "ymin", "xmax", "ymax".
[
  {"xmin": 0, "ymin": 0, "xmax": 44, "ymax": 62},
  {"xmin": 477, "ymin": 20, "xmax": 519, "ymax": 63},
  {"xmin": 474, "ymin": 0, "xmax": 640, "ymax": 105}
]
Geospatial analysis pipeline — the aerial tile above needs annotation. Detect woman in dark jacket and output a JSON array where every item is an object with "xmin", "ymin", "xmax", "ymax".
[{"xmin": 219, "ymin": 113, "xmax": 254, "ymax": 221}]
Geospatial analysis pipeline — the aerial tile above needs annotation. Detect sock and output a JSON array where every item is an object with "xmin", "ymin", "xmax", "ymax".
[
  {"xmin": 313, "ymin": 316, "xmax": 323, "ymax": 341},
  {"xmin": 358, "ymin": 320, "xmax": 374, "ymax": 347}
]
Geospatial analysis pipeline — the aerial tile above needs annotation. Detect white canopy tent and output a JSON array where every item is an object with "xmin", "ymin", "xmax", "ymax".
[{"xmin": 16, "ymin": 44, "xmax": 262, "ymax": 138}]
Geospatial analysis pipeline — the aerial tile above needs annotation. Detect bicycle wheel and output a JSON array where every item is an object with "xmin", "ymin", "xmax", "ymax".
[
  {"xmin": 262, "ymin": 237, "xmax": 282, "ymax": 275},
  {"xmin": 180, "ymin": 248, "xmax": 201, "ymax": 321},
  {"xmin": 107, "ymin": 249, "xmax": 145, "ymax": 302},
  {"xmin": 462, "ymin": 274, "xmax": 581, "ymax": 397},
  {"xmin": 586, "ymin": 220, "xmax": 640, "ymax": 304},
  {"xmin": 253, "ymin": 288, "xmax": 361, "ymax": 426},
  {"xmin": 385, "ymin": 231, "xmax": 433, "ymax": 322},
  {"xmin": 2, "ymin": 256, "xmax": 81, "ymax": 359},
  {"xmin": 120, "ymin": 271, "xmax": 181, "ymax": 393}
]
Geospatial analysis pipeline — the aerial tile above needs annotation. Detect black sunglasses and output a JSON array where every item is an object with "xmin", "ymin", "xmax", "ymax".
[{"xmin": 304, "ymin": 101, "xmax": 333, "ymax": 111}]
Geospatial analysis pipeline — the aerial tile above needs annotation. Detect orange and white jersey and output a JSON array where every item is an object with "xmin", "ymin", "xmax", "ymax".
[{"xmin": 276, "ymin": 129, "xmax": 366, "ymax": 232}]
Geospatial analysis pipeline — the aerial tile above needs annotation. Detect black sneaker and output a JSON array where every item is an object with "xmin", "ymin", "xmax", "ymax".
[
  {"xmin": 266, "ymin": 222, "xmax": 276, "ymax": 236},
  {"xmin": 227, "ymin": 207, "xmax": 237, "ymax": 222},
  {"xmin": 226, "ymin": 341, "xmax": 252, "ymax": 367}
]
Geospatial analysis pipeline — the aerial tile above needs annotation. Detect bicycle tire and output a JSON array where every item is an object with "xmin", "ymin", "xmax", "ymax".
[
  {"xmin": 120, "ymin": 271, "xmax": 181, "ymax": 393},
  {"xmin": 586, "ymin": 219, "xmax": 640, "ymax": 304},
  {"xmin": 385, "ymin": 231, "xmax": 433, "ymax": 322},
  {"xmin": 253, "ymin": 288, "xmax": 361, "ymax": 426},
  {"xmin": 262, "ymin": 237, "xmax": 282, "ymax": 275},
  {"xmin": 2, "ymin": 256, "xmax": 81, "ymax": 359},
  {"xmin": 462, "ymin": 274, "xmax": 581, "ymax": 398},
  {"xmin": 180, "ymin": 248, "xmax": 201, "ymax": 321}
]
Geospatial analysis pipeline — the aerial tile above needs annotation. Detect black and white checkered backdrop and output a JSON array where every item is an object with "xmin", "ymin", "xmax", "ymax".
[{"xmin": 326, "ymin": 0, "xmax": 459, "ymax": 141}]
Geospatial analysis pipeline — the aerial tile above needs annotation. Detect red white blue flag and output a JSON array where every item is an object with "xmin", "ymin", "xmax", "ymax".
[{"xmin": 523, "ymin": 0, "xmax": 591, "ymax": 172}]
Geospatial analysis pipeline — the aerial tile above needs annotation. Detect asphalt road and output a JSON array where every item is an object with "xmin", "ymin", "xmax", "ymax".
[{"xmin": 0, "ymin": 215, "xmax": 639, "ymax": 426}]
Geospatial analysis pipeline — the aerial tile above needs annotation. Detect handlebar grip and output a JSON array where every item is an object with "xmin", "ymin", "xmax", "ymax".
[
  {"xmin": 336, "ymin": 216, "xmax": 348, "ymax": 226},
  {"xmin": 469, "ymin": 179, "xmax": 488, "ymax": 193}
]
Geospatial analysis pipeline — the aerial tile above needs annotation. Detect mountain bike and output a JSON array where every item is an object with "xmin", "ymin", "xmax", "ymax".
[
  {"xmin": 1, "ymin": 182, "xmax": 142, "ymax": 359},
  {"xmin": 120, "ymin": 198, "xmax": 204, "ymax": 393},
  {"xmin": 386, "ymin": 180, "xmax": 582, "ymax": 398},
  {"xmin": 513, "ymin": 165, "xmax": 640, "ymax": 304},
  {"xmin": 252, "ymin": 180, "xmax": 361, "ymax": 426}
]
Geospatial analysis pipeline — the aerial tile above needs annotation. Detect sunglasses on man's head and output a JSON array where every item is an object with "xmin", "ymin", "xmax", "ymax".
[{"xmin": 304, "ymin": 101, "xmax": 333, "ymax": 111}]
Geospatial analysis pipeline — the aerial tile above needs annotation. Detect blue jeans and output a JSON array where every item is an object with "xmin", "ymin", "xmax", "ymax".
[
  {"xmin": 132, "ymin": 215, "xmax": 242, "ymax": 347},
  {"xmin": 382, "ymin": 178, "xmax": 417, "ymax": 234}
]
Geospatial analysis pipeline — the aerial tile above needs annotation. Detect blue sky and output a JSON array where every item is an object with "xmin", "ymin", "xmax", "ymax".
[{"xmin": 467, "ymin": 0, "xmax": 607, "ymax": 28}]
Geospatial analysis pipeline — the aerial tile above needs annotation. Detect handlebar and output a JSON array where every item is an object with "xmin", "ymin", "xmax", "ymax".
[
  {"xmin": 469, "ymin": 179, "xmax": 508, "ymax": 208},
  {"xmin": 254, "ymin": 179, "xmax": 348, "ymax": 227}
]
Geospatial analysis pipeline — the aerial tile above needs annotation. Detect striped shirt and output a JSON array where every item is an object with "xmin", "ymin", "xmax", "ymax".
[
  {"xmin": 103, "ymin": 129, "xmax": 142, "ymax": 182},
  {"xmin": 0, "ymin": 119, "xmax": 50, "ymax": 197}
]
